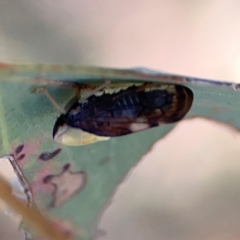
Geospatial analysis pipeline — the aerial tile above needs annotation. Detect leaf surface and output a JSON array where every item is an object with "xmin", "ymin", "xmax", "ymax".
[{"xmin": 0, "ymin": 63, "xmax": 239, "ymax": 239}]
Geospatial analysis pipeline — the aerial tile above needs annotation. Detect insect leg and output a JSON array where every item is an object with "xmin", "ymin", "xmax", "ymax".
[
  {"xmin": 31, "ymin": 87, "xmax": 66, "ymax": 114},
  {"xmin": 78, "ymin": 79, "xmax": 111, "ymax": 103},
  {"xmin": 72, "ymin": 83, "xmax": 82, "ymax": 99},
  {"xmin": 32, "ymin": 79, "xmax": 110, "ymax": 113},
  {"xmin": 54, "ymin": 79, "xmax": 111, "ymax": 111}
]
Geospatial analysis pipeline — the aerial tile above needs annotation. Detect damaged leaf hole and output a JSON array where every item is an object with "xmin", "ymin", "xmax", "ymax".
[
  {"xmin": 38, "ymin": 148, "xmax": 62, "ymax": 161},
  {"xmin": 0, "ymin": 155, "xmax": 33, "ymax": 239},
  {"xmin": 42, "ymin": 163, "xmax": 87, "ymax": 207}
]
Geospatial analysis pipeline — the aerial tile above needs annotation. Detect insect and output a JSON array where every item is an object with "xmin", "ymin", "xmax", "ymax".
[{"xmin": 33, "ymin": 80, "xmax": 193, "ymax": 146}]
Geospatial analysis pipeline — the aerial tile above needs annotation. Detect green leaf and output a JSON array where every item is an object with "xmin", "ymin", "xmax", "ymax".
[{"xmin": 0, "ymin": 63, "xmax": 239, "ymax": 239}]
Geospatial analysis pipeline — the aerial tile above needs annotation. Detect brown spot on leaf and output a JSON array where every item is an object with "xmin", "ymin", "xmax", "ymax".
[
  {"xmin": 43, "ymin": 163, "xmax": 87, "ymax": 208},
  {"xmin": 42, "ymin": 175, "xmax": 54, "ymax": 184},
  {"xmin": 63, "ymin": 163, "xmax": 70, "ymax": 171},
  {"xmin": 15, "ymin": 144, "xmax": 24, "ymax": 154},
  {"xmin": 16, "ymin": 154, "xmax": 25, "ymax": 161},
  {"xmin": 39, "ymin": 148, "xmax": 61, "ymax": 161}
]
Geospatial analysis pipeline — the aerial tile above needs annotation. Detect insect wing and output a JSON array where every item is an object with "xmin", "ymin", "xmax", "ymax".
[{"xmin": 66, "ymin": 83, "xmax": 193, "ymax": 137}]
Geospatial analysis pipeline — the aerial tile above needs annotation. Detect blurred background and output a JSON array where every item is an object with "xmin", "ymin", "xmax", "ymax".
[{"xmin": 1, "ymin": 0, "xmax": 240, "ymax": 239}]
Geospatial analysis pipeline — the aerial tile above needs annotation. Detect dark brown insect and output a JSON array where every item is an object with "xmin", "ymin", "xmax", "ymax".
[{"xmin": 51, "ymin": 82, "xmax": 193, "ymax": 146}]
